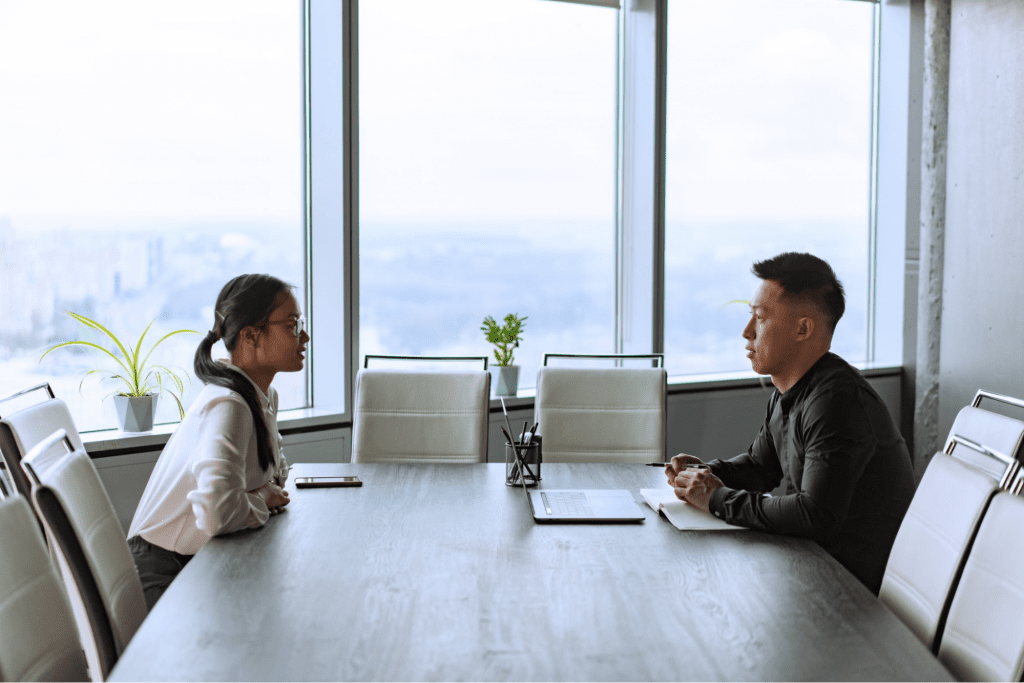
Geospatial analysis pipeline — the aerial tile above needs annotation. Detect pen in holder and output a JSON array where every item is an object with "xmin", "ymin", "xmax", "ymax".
[{"xmin": 505, "ymin": 435, "xmax": 542, "ymax": 487}]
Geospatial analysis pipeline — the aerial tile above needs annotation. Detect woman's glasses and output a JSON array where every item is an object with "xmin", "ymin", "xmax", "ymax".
[{"xmin": 263, "ymin": 316, "xmax": 306, "ymax": 337}]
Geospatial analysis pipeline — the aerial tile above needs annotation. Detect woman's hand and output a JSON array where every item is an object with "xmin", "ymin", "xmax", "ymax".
[{"xmin": 252, "ymin": 481, "xmax": 291, "ymax": 515}]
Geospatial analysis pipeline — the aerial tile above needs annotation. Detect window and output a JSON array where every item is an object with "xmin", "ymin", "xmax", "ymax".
[
  {"xmin": 359, "ymin": 0, "xmax": 617, "ymax": 391},
  {"xmin": 663, "ymin": 0, "xmax": 876, "ymax": 376},
  {"xmin": 1, "ymin": 0, "xmax": 893, "ymax": 439},
  {"xmin": 0, "ymin": 1, "xmax": 306, "ymax": 431}
]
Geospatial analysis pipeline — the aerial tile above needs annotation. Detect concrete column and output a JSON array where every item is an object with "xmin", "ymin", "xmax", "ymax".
[{"xmin": 913, "ymin": 0, "xmax": 951, "ymax": 479}]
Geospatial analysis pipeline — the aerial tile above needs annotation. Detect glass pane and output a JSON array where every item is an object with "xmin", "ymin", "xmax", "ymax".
[
  {"xmin": 664, "ymin": 0, "xmax": 874, "ymax": 377},
  {"xmin": 0, "ymin": 1, "xmax": 306, "ymax": 431},
  {"xmin": 359, "ymin": 0, "xmax": 617, "ymax": 394}
]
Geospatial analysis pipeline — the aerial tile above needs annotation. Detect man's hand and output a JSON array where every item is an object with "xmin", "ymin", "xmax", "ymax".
[
  {"xmin": 253, "ymin": 482, "xmax": 291, "ymax": 515},
  {"xmin": 672, "ymin": 467, "xmax": 724, "ymax": 514},
  {"xmin": 665, "ymin": 453, "xmax": 724, "ymax": 512},
  {"xmin": 664, "ymin": 453, "xmax": 706, "ymax": 487}
]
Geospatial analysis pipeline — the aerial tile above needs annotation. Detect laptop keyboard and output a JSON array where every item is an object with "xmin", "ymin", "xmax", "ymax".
[{"xmin": 547, "ymin": 492, "xmax": 594, "ymax": 516}]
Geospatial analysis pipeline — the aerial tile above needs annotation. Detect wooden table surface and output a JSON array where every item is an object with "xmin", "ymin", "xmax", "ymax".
[{"xmin": 110, "ymin": 463, "xmax": 952, "ymax": 682}]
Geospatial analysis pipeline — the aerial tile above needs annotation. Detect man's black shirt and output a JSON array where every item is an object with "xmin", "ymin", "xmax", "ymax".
[{"xmin": 705, "ymin": 352, "xmax": 916, "ymax": 594}]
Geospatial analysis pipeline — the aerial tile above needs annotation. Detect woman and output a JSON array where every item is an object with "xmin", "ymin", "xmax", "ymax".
[{"xmin": 127, "ymin": 274, "xmax": 310, "ymax": 609}]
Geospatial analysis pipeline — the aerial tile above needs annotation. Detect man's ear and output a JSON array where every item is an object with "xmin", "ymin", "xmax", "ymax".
[{"xmin": 795, "ymin": 316, "xmax": 815, "ymax": 341}]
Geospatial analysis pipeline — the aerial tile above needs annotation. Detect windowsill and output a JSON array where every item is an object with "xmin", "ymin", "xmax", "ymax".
[
  {"xmin": 82, "ymin": 363, "xmax": 902, "ymax": 456},
  {"xmin": 82, "ymin": 405, "xmax": 348, "ymax": 456}
]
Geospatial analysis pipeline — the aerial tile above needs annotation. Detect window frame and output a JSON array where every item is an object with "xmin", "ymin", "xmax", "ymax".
[
  {"xmin": 78, "ymin": 0, "xmax": 914, "ymax": 453},
  {"xmin": 305, "ymin": 0, "xmax": 356, "ymax": 421}
]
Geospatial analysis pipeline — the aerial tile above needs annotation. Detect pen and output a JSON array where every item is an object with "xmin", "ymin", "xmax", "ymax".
[
  {"xmin": 522, "ymin": 424, "xmax": 539, "ymax": 478},
  {"xmin": 647, "ymin": 462, "xmax": 709, "ymax": 469},
  {"xmin": 502, "ymin": 425, "xmax": 527, "ymax": 481}
]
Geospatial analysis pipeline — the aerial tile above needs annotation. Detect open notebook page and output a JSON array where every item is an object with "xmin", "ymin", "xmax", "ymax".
[{"xmin": 640, "ymin": 488, "xmax": 747, "ymax": 531}]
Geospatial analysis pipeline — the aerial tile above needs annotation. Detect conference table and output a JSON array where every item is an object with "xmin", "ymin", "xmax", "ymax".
[{"xmin": 110, "ymin": 463, "xmax": 952, "ymax": 681}]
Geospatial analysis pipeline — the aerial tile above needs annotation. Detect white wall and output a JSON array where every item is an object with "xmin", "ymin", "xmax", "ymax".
[{"xmin": 937, "ymin": 0, "xmax": 1024, "ymax": 432}]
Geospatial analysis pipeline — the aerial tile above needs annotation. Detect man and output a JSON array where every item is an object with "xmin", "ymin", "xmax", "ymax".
[{"xmin": 667, "ymin": 252, "xmax": 915, "ymax": 594}]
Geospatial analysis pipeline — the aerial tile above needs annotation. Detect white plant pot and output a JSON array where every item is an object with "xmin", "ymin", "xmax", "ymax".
[
  {"xmin": 493, "ymin": 365, "xmax": 520, "ymax": 397},
  {"xmin": 113, "ymin": 394, "xmax": 159, "ymax": 432}
]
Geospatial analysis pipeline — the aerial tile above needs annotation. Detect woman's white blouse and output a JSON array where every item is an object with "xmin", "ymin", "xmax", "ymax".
[{"xmin": 127, "ymin": 364, "xmax": 289, "ymax": 555}]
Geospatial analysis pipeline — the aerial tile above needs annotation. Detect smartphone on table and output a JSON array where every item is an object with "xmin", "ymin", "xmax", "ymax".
[{"xmin": 294, "ymin": 476, "xmax": 362, "ymax": 488}]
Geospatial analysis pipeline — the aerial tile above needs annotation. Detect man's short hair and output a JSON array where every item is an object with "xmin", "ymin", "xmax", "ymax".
[{"xmin": 752, "ymin": 252, "xmax": 846, "ymax": 333}]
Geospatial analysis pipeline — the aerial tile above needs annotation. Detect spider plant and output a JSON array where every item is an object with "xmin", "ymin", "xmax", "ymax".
[{"xmin": 40, "ymin": 311, "xmax": 200, "ymax": 418}]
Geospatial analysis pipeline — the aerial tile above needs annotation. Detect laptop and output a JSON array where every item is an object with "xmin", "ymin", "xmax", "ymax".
[{"xmin": 500, "ymin": 398, "xmax": 644, "ymax": 524}]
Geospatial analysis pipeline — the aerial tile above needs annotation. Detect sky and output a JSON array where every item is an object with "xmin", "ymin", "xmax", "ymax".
[
  {"xmin": 0, "ymin": 1, "xmax": 303, "ymax": 227},
  {"xmin": 0, "ymin": 0, "xmax": 878, "ymax": 426},
  {"xmin": 0, "ymin": 0, "xmax": 874, "ymax": 230}
]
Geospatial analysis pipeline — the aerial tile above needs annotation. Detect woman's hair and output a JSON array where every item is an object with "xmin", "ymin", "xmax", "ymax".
[{"xmin": 194, "ymin": 274, "xmax": 293, "ymax": 472}]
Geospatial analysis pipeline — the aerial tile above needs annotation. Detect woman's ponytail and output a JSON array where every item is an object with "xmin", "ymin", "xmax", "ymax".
[{"xmin": 193, "ymin": 275, "xmax": 291, "ymax": 472}]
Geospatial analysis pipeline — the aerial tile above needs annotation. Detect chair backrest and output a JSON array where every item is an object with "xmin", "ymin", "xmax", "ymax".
[
  {"xmin": 351, "ymin": 369, "xmax": 491, "ymax": 463},
  {"xmin": 0, "ymin": 495, "xmax": 89, "ymax": 682},
  {"xmin": 542, "ymin": 353, "xmax": 664, "ymax": 368},
  {"xmin": 534, "ymin": 367, "xmax": 667, "ymax": 464},
  {"xmin": 938, "ymin": 492, "xmax": 1024, "ymax": 681},
  {"xmin": 21, "ymin": 430, "xmax": 146, "ymax": 680},
  {"xmin": 878, "ymin": 450, "xmax": 1000, "ymax": 652},
  {"xmin": 0, "ymin": 396, "xmax": 84, "ymax": 500},
  {"xmin": 364, "ymin": 354, "xmax": 489, "ymax": 370},
  {"xmin": 943, "ymin": 405, "xmax": 1024, "ymax": 480}
]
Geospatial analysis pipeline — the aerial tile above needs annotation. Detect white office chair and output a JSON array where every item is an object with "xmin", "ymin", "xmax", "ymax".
[
  {"xmin": 0, "ymin": 383, "xmax": 83, "ymax": 500},
  {"xmin": 21, "ymin": 429, "xmax": 147, "ymax": 682},
  {"xmin": 351, "ymin": 367, "xmax": 491, "ymax": 463},
  {"xmin": 0, "ymin": 494, "xmax": 90, "ymax": 682},
  {"xmin": 937, "ymin": 491, "xmax": 1024, "ymax": 681},
  {"xmin": 878, "ymin": 394, "xmax": 1024, "ymax": 654},
  {"xmin": 943, "ymin": 390, "xmax": 1024, "ymax": 489},
  {"xmin": 534, "ymin": 354, "xmax": 666, "ymax": 464},
  {"xmin": 878, "ymin": 448, "xmax": 1001, "ymax": 652}
]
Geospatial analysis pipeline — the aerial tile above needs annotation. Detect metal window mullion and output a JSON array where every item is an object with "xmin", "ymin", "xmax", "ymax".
[
  {"xmin": 615, "ymin": 0, "xmax": 666, "ymax": 359},
  {"xmin": 301, "ymin": 0, "xmax": 313, "ymax": 408},
  {"xmin": 652, "ymin": 0, "xmax": 667, "ymax": 356},
  {"xmin": 307, "ymin": 0, "xmax": 351, "ymax": 419},
  {"xmin": 866, "ymin": 3, "xmax": 882, "ymax": 363},
  {"xmin": 345, "ymin": 0, "xmax": 360, "ymax": 423}
]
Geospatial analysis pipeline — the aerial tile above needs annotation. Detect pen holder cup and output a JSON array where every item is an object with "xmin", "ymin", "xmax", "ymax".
[{"xmin": 505, "ymin": 437, "xmax": 542, "ymax": 487}]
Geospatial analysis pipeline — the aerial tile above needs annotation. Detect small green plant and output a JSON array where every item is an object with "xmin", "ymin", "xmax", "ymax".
[
  {"xmin": 481, "ymin": 313, "xmax": 527, "ymax": 367},
  {"xmin": 41, "ymin": 312, "xmax": 200, "ymax": 418}
]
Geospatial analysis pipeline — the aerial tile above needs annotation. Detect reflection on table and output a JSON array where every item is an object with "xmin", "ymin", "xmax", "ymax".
[{"xmin": 110, "ymin": 463, "xmax": 952, "ymax": 682}]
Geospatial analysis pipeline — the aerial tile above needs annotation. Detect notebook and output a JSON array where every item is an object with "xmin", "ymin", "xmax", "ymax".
[
  {"xmin": 500, "ymin": 398, "xmax": 644, "ymax": 524},
  {"xmin": 640, "ymin": 488, "xmax": 746, "ymax": 531}
]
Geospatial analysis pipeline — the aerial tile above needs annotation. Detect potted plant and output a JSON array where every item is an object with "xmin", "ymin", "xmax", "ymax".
[
  {"xmin": 481, "ymin": 312, "xmax": 527, "ymax": 397},
  {"xmin": 41, "ymin": 312, "xmax": 200, "ymax": 432}
]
